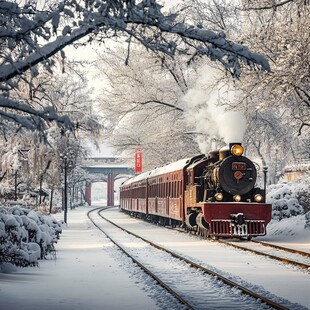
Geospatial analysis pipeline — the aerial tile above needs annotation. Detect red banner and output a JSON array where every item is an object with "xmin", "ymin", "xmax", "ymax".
[{"xmin": 135, "ymin": 148, "xmax": 142, "ymax": 173}]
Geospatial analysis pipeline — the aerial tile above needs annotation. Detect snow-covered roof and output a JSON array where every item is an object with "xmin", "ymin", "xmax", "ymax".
[
  {"xmin": 122, "ymin": 157, "xmax": 192, "ymax": 185},
  {"xmin": 148, "ymin": 157, "xmax": 192, "ymax": 178},
  {"xmin": 122, "ymin": 171, "xmax": 152, "ymax": 185}
]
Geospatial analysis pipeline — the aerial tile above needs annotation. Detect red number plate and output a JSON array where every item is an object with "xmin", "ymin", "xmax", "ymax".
[{"xmin": 232, "ymin": 162, "xmax": 246, "ymax": 170}]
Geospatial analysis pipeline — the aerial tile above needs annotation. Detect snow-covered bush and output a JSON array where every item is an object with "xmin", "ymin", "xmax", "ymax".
[
  {"xmin": 267, "ymin": 183, "xmax": 304, "ymax": 220},
  {"xmin": 0, "ymin": 206, "xmax": 62, "ymax": 269},
  {"xmin": 305, "ymin": 212, "xmax": 310, "ymax": 229},
  {"xmin": 293, "ymin": 177, "xmax": 310, "ymax": 214}
]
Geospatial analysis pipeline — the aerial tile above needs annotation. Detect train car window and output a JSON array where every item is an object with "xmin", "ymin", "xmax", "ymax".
[
  {"xmin": 188, "ymin": 171, "xmax": 192, "ymax": 185},
  {"xmin": 162, "ymin": 182, "xmax": 164, "ymax": 198},
  {"xmin": 174, "ymin": 180, "xmax": 178, "ymax": 198},
  {"xmin": 173, "ymin": 182, "xmax": 176, "ymax": 198}
]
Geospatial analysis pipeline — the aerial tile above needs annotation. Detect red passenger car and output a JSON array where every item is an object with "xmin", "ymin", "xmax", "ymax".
[{"xmin": 120, "ymin": 144, "xmax": 272, "ymax": 238}]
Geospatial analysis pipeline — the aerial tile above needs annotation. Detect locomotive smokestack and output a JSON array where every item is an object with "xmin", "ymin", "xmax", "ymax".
[
  {"xmin": 219, "ymin": 143, "xmax": 243, "ymax": 160},
  {"xmin": 229, "ymin": 142, "xmax": 242, "ymax": 149}
]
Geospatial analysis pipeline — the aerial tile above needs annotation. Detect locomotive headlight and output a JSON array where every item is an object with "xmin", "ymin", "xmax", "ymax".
[
  {"xmin": 233, "ymin": 194, "xmax": 242, "ymax": 202},
  {"xmin": 254, "ymin": 194, "xmax": 263, "ymax": 202},
  {"xmin": 215, "ymin": 192, "xmax": 223, "ymax": 201},
  {"xmin": 231, "ymin": 144, "xmax": 244, "ymax": 156}
]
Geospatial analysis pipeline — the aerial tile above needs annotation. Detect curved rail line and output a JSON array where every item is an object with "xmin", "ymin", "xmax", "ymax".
[
  {"xmin": 217, "ymin": 239, "xmax": 310, "ymax": 270},
  {"xmin": 252, "ymin": 240, "xmax": 310, "ymax": 257},
  {"xmin": 119, "ymin": 207, "xmax": 310, "ymax": 271},
  {"xmin": 95, "ymin": 208, "xmax": 289, "ymax": 310},
  {"xmin": 87, "ymin": 207, "xmax": 194, "ymax": 309}
]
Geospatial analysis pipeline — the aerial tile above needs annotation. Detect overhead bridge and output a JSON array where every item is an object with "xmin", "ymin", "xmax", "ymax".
[{"xmin": 82, "ymin": 157, "xmax": 134, "ymax": 206}]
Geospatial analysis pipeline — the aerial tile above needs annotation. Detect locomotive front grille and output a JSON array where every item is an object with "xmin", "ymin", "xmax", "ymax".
[{"xmin": 211, "ymin": 219, "xmax": 266, "ymax": 237}]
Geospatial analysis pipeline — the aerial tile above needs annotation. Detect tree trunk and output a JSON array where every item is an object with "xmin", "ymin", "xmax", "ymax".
[{"xmin": 49, "ymin": 188, "xmax": 54, "ymax": 214}]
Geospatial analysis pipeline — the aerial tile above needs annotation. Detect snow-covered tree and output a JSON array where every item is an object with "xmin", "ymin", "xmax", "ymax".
[
  {"xmin": 0, "ymin": 61, "xmax": 99, "ymax": 206},
  {"xmin": 95, "ymin": 44, "xmax": 202, "ymax": 169},
  {"xmin": 178, "ymin": 0, "xmax": 310, "ymax": 179},
  {"xmin": 0, "ymin": 0, "xmax": 270, "ymax": 132},
  {"xmin": 232, "ymin": 1, "xmax": 310, "ymax": 179}
]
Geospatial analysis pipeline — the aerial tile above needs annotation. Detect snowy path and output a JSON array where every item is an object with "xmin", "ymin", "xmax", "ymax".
[
  {"xmin": 0, "ymin": 206, "xmax": 167, "ymax": 310},
  {"xmin": 1, "ymin": 204, "xmax": 309, "ymax": 310}
]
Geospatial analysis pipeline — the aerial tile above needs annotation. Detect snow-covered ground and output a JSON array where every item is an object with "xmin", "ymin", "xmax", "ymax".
[
  {"xmin": 257, "ymin": 216, "xmax": 310, "ymax": 253},
  {"xmin": 0, "ymin": 203, "xmax": 309, "ymax": 310}
]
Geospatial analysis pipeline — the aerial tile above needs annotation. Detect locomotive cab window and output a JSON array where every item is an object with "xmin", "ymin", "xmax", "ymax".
[{"xmin": 188, "ymin": 171, "xmax": 193, "ymax": 185}]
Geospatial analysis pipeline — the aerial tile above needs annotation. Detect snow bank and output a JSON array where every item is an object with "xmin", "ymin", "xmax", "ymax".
[
  {"xmin": 0, "ymin": 205, "xmax": 62, "ymax": 271},
  {"xmin": 267, "ymin": 178, "xmax": 310, "ymax": 230}
]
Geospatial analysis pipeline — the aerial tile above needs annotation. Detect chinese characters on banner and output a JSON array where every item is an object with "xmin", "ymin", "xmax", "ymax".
[{"xmin": 135, "ymin": 148, "xmax": 142, "ymax": 173}]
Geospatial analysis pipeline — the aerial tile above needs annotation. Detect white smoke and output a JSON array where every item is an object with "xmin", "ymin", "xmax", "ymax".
[{"xmin": 182, "ymin": 64, "xmax": 247, "ymax": 153}]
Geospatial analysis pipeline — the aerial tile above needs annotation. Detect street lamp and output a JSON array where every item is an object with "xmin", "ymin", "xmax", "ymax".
[
  {"xmin": 263, "ymin": 165, "xmax": 268, "ymax": 200},
  {"xmin": 60, "ymin": 151, "xmax": 75, "ymax": 224}
]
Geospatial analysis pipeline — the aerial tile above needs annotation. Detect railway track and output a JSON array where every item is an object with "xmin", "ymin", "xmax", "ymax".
[
  {"xmin": 88, "ymin": 207, "xmax": 289, "ymax": 310},
  {"xmin": 146, "ymin": 214, "xmax": 310, "ymax": 271},
  {"xmin": 123, "ymin": 207, "xmax": 310, "ymax": 272},
  {"xmin": 214, "ymin": 239, "xmax": 310, "ymax": 271}
]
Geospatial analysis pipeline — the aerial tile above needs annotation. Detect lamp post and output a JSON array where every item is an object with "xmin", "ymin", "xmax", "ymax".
[
  {"xmin": 60, "ymin": 151, "xmax": 74, "ymax": 224},
  {"xmin": 263, "ymin": 165, "xmax": 268, "ymax": 200}
]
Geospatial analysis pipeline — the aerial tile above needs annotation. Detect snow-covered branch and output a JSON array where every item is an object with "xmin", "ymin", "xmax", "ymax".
[
  {"xmin": 0, "ymin": 96, "xmax": 74, "ymax": 130},
  {"xmin": 0, "ymin": 0, "xmax": 271, "ymax": 132}
]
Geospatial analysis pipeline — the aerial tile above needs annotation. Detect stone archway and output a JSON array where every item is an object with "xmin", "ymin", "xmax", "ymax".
[{"xmin": 82, "ymin": 157, "xmax": 134, "ymax": 206}]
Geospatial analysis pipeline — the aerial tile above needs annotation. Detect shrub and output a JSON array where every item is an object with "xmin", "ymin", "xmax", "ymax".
[
  {"xmin": 267, "ymin": 183, "xmax": 303, "ymax": 220},
  {"xmin": 0, "ymin": 206, "xmax": 62, "ymax": 268},
  {"xmin": 305, "ymin": 211, "xmax": 310, "ymax": 229}
]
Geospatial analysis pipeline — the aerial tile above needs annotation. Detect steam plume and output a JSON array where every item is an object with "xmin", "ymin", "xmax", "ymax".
[{"xmin": 182, "ymin": 64, "xmax": 246, "ymax": 153}]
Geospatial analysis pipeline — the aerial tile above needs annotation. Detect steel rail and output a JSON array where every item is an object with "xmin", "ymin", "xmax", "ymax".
[
  {"xmin": 218, "ymin": 239, "xmax": 310, "ymax": 270},
  {"xmin": 87, "ymin": 207, "xmax": 194, "ymax": 310},
  {"xmin": 120, "ymin": 208, "xmax": 310, "ymax": 271},
  {"xmin": 98, "ymin": 209, "xmax": 289, "ymax": 310},
  {"xmin": 251, "ymin": 240, "xmax": 310, "ymax": 258}
]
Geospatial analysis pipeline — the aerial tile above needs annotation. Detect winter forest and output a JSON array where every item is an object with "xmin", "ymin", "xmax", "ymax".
[{"xmin": 0, "ymin": 0, "xmax": 310, "ymax": 268}]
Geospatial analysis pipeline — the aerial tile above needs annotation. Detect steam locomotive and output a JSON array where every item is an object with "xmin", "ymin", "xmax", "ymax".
[{"xmin": 119, "ymin": 143, "xmax": 272, "ymax": 238}]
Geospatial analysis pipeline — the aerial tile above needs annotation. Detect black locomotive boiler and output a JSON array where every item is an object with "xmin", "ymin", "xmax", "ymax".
[{"xmin": 120, "ymin": 143, "xmax": 272, "ymax": 238}]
